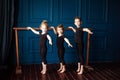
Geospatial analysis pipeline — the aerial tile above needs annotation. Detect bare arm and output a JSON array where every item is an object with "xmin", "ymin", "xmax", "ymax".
[
  {"xmin": 47, "ymin": 34, "xmax": 52, "ymax": 45},
  {"xmin": 50, "ymin": 26, "xmax": 57, "ymax": 34},
  {"xmin": 83, "ymin": 28, "xmax": 93, "ymax": 34},
  {"xmin": 27, "ymin": 27, "xmax": 39, "ymax": 35},
  {"xmin": 68, "ymin": 26, "xmax": 76, "ymax": 33},
  {"xmin": 64, "ymin": 38, "xmax": 73, "ymax": 47}
]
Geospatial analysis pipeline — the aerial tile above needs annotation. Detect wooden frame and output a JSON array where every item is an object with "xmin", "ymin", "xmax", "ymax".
[{"xmin": 13, "ymin": 27, "xmax": 92, "ymax": 74}]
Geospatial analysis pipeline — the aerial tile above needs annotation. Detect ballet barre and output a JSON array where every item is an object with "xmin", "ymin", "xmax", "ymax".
[{"xmin": 13, "ymin": 27, "xmax": 92, "ymax": 74}]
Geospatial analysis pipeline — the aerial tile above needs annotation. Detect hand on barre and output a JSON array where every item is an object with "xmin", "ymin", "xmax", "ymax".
[{"xmin": 26, "ymin": 27, "xmax": 32, "ymax": 30}]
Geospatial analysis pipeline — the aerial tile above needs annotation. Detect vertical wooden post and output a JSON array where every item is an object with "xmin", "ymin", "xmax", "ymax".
[
  {"xmin": 13, "ymin": 27, "xmax": 39, "ymax": 74},
  {"xmin": 85, "ymin": 33, "xmax": 93, "ymax": 70},
  {"xmin": 86, "ymin": 33, "xmax": 90, "ymax": 66},
  {"xmin": 15, "ymin": 29, "xmax": 22, "ymax": 74}
]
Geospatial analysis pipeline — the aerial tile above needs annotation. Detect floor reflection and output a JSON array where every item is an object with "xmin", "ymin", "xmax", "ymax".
[
  {"xmin": 58, "ymin": 73, "xmax": 66, "ymax": 80},
  {"xmin": 41, "ymin": 74, "xmax": 47, "ymax": 80}
]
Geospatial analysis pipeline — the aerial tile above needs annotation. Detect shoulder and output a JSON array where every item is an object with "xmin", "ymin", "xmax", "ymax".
[
  {"xmin": 83, "ymin": 28, "xmax": 89, "ymax": 31},
  {"xmin": 80, "ymin": 27, "xmax": 83, "ymax": 30},
  {"xmin": 76, "ymin": 28, "xmax": 83, "ymax": 31},
  {"xmin": 46, "ymin": 33, "xmax": 50, "ymax": 36},
  {"xmin": 39, "ymin": 32, "xmax": 41, "ymax": 35},
  {"xmin": 62, "ymin": 35, "xmax": 66, "ymax": 38}
]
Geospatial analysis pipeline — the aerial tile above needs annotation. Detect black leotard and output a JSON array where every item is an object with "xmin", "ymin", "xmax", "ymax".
[
  {"xmin": 39, "ymin": 32, "xmax": 47, "ymax": 64},
  {"xmin": 56, "ymin": 35, "xmax": 65, "ymax": 65},
  {"xmin": 75, "ymin": 28, "xmax": 84, "ymax": 65},
  {"xmin": 75, "ymin": 28, "xmax": 84, "ymax": 44}
]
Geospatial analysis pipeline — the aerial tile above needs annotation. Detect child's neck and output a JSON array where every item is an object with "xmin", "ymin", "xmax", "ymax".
[
  {"xmin": 76, "ymin": 25, "xmax": 81, "ymax": 28},
  {"xmin": 58, "ymin": 33, "xmax": 63, "ymax": 37},
  {"xmin": 41, "ymin": 31, "xmax": 46, "ymax": 34}
]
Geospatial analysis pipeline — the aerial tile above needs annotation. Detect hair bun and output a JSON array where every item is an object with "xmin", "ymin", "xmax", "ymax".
[{"xmin": 42, "ymin": 20, "xmax": 48, "ymax": 23}]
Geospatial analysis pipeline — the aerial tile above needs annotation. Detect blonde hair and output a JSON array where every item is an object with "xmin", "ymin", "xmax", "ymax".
[{"xmin": 39, "ymin": 20, "xmax": 49, "ymax": 29}]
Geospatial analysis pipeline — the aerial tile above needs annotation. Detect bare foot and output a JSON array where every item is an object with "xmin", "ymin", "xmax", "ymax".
[
  {"xmin": 76, "ymin": 68, "xmax": 80, "ymax": 72},
  {"xmin": 77, "ymin": 70, "xmax": 83, "ymax": 74},
  {"xmin": 57, "ymin": 68, "xmax": 62, "ymax": 72},
  {"xmin": 41, "ymin": 70, "xmax": 47, "ymax": 74},
  {"xmin": 41, "ymin": 70, "xmax": 43, "ymax": 73},
  {"xmin": 60, "ymin": 66, "xmax": 66, "ymax": 73},
  {"xmin": 77, "ymin": 66, "xmax": 83, "ymax": 75}
]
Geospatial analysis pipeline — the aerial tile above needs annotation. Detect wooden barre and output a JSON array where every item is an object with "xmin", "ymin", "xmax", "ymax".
[
  {"xmin": 13, "ymin": 27, "xmax": 39, "ymax": 30},
  {"xmin": 13, "ymin": 27, "xmax": 75, "ymax": 30},
  {"xmin": 13, "ymin": 27, "xmax": 91, "ymax": 74},
  {"xmin": 13, "ymin": 27, "xmax": 91, "ymax": 30}
]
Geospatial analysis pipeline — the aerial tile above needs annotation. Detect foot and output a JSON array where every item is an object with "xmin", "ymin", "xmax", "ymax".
[
  {"xmin": 77, "ymin": 65, "xmax": 83, "ymax": 75},
  {"xmin": 57, "ymin": 63, "xmax": 63, "ymax": 72},
  {"xmin": 41, "ymin": 70, "xmax": 47, "ymax": 74},
  {"xmin": 60, "ymin": 69, "xmax": 65, "ymax": 73},
  {"xmin": 41, "ymin": 69, "xmax": 43, "ymax": 73},
  {"xmin": 76, "ymin": 62, "xmax": 81, "ymax": 72},
  {"xmin": 60, "ymin": 66, "xmax": 66, "ymax": 73},
  {"xmin": 77, "ymin": 69, "xmax": 83, "ymax": 74},
  {"xmin": 57, "ymin": 68, "xmax": 62, "ymax": 72},
  {"xmin": 41, "ymin": 62, "xmax": 44, "ymax": 73},
  {"xmin": 76, "ymin": 68, "xmax": 80, "ymax": 72},
  {"xmin": 41, "ymin": 67, "xmax": 47, "ymax": 74},
  {"xmin": 41, "ymin": 63, "xmax": 47, "ymax": 74}
]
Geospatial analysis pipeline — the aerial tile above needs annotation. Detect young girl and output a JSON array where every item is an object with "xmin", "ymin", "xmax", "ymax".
[
  {"xmin": 27, "ymin": 20, "xmax": 52, "ymax": 74},
  {"xmin": 51, "ymin": 24, "xmax": 73, "ymax": 73},
  {"xmin": 68, "ymin": 17, "xmax": 93, "ymax": 74}
]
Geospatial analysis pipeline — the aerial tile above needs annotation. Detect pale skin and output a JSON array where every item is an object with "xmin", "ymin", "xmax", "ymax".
[{"xmin": 27, "ymin": 25, "xmax": 52, "ymax": 45}]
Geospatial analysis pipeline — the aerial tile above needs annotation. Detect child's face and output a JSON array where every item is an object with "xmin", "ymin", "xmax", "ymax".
[
  {"xmin": 41, "ymin": 24, "xmax": 48, "ymax": 32},
  {"xmin": 57, "ymin": 27, "xmax": 63, "ymax": 34},
  {"xmin": 74, "ymin": 19, "xmax": 81, "ymax": 27}
]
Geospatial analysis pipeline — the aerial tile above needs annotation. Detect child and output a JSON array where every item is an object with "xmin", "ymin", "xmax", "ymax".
[
  {"xmin": 27, "ymin": 20, "xmax": 52, "ymax": 74},
  {"xmin": 51, "ymin": 24, "xmax": 73, "ymax": 73},
  {"xmin": 68, "ymin": 17, "xmax": 93, "ymax": 74}
]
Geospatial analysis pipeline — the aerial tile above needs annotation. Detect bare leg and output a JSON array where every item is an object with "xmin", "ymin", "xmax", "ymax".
[
  {"xmin": 58, "ymin": 63, "xmax": 63, "ymax": 72},
  {"xmin": 41, "ymin": 62, "xmax": 44, "ymax": 73},
  {"xmin": 41, "ymin": 63, "xmax": 47, "ymax": 74},
  {"xmin": 77, "ymin": 62, "xmax": 81, "ymax": 72},
  {"xmin": 78, "ymin": 65, "xmax": 84, "ymax": 74}
]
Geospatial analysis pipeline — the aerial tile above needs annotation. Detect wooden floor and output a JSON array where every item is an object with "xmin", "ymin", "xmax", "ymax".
[{"xmin": 4, "ymin": 63, "xmax": 120, "ymax": 80}]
